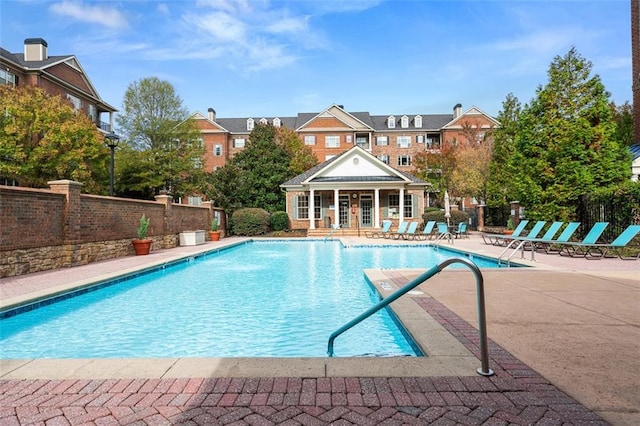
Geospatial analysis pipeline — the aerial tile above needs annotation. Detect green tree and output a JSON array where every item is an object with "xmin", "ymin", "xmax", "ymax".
[
  {"xmin": 413, "ymin": 142, "xmax": 457, "ymax": 206},
  {"xmin": 0, "ymin": 85, "xmax": 108, "ymax": 192},
  {"xmin": 610, "ymin": 101, "xmax": 634, "ymax": 147},
  {"xmin": 207, "ymin": 124, "xmax": 316, "ymax": 214},
  {"xmin": 116, "ymin": 77, "xmax": 204, "ymax": 199},
  {"xmin": 512, "ymin": 48, "xmax": 630, "ymax": 220},
  {"xmin": 486, "ymin": 93, "xmax": 522, "ymax": 208},
  {"xmin": 450, "ymin": 120, "xmax": 494, "ymax": 204}
]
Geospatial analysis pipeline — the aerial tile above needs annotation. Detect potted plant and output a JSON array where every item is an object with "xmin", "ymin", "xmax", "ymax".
[
  {"xmin": 503, "ymin": 217, "xmax": 515, "ymax": 235},
  {"xmin": 132, "ymin": 214, "xmax": 152, "ymax": 255},
  {"xmin": 209, "ymin": 218, "xmax": 221, "ymax": 241}
]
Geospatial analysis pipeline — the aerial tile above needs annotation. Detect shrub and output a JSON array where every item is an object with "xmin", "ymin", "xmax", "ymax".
[
  {"xmin": 270, "ymin": 211, "xmax": 290, "ymax": 231},
  {"xmin": 422, "ymin": 209, "xmax": 469, "ymax": 225},
  {"xmin": 230, "ymin": 208, "xmax": 271, "ymax": 236}
]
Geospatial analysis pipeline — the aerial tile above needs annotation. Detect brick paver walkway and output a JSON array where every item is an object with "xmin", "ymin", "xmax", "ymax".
[{"xmin": 0, "ymin": 296, "xmax": 606, "ymax": 425}]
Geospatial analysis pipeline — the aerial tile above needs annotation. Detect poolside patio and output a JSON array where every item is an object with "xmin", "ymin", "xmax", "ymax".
[{"xmin": 0, "ymin": 234, "xmax": 638, "ymax": 425}]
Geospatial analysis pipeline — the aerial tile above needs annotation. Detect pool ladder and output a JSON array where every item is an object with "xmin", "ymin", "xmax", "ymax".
[{"xmin": 327, "ymin": 257, "xmax": 494, "ymax": 377}]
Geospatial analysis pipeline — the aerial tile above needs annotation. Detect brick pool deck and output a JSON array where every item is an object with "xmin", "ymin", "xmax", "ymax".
[{"xmin": 1, "ymin": 234, "xmax": 638, "ymax": 425}]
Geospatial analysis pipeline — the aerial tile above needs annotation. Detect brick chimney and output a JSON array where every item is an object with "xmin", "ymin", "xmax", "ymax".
[
  {"xmin": 453, "ymin": 103, "xmax": 462, "ymax": 118},
  {"xmin": 24, "ymin": 38, "xmax": 48, "ymax": 61},
  {"xmin": 207, "ymin": 107, "xmax": 216, "ymax": 121}
]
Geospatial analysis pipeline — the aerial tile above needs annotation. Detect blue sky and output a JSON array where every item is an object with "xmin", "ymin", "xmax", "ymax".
[{"xmin": 0, "ymin": 0, "xmax": 631, "ymax": 119}]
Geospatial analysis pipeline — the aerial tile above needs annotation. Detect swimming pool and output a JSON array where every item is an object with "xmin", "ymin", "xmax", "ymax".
[{"xmin": 0, "ymin": 240, "xmax": 504, "ymax": 359}]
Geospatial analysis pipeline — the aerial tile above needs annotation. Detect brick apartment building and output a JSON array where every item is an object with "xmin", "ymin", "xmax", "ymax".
[
  {"xmin": 0, "ymin": 38, "xmax": 117, "ymax": 135},
  {"xmin": 193, "ymin": 103, "xmax": 499, "ymax": 232}
]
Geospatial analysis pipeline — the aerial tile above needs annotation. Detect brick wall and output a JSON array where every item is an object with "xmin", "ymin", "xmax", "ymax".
[{"xmin": 0, "ymin": 181, "xmax": 225, "ymax": 278}]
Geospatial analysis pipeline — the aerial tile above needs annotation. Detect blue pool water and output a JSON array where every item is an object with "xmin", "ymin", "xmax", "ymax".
[{"xmin": 0, "ymin": 241, "xmax": 503, "ymax": 359}]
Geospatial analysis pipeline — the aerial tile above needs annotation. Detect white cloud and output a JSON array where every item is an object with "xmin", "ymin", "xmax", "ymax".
[
  {"xmin": 185, "ymin": 11, "xmax": 247, "ymax": 43},
  {"xmin": 49, "ymin": 0, "xmax": 127, "ymax": 29},
  {"xmin": 266, "ymin": 16, "xmax": 309, "ymax": 35},
  {"xmin": 157, "ymin": 3, "xmax": 170, "ymax": 16}
]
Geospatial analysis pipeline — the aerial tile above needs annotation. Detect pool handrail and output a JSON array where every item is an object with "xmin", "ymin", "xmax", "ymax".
[{"xmin": 327, "ymin": 257, "xmax": 494, "ymax": 377}]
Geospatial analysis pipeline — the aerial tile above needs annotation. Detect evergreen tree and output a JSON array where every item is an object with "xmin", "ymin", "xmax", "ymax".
[{"xmin": 511, "ymin": 48, "xmax": 630, "ymax": 220}]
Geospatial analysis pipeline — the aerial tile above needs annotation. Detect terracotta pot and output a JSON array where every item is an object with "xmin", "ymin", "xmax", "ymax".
[
  {"xmin": 503, "ymin": 230, "xmax": 514, "ymax": 235},
  {"xmin": 209, "ymin": 231, "xmax": 221, "ymax": 241},
  {"xmin": 132, "ymin": 239, "xmax": 152, "ymax": 255}
]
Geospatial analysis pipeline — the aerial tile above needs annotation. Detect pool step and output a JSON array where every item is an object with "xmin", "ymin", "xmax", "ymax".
[{"xmin": 306, "ymin": 227, "xmax": 371, "ymax": 238}]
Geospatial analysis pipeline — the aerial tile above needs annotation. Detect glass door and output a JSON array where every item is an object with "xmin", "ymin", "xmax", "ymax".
[
  {"xmin": 360, "ymin": 196, "xmax": 372, "ymax": 227},
  {"xmin": 339, "ymin": 195, "xmax": 350, "ymax": 227}
]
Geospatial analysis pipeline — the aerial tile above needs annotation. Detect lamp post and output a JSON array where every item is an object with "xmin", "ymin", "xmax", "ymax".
[{"xmin": 104, "ymin": 132, "xmax": 120, "ymax": 196}]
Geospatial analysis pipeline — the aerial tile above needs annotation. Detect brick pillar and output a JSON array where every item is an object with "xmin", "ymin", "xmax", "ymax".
[
  {"xmin": 154, "ymin": 193, "xmax": 172, "ymax": 235},
  {"xmin": 509, "ymin": 201, "xmax": 520, "ymax": 227},
  {"xmin": 48, "ymin": 179, "xmax": 83, "ymax": 243},
  {"xmin": 477, "ymin": 204, "xmax": 486, "ymax": 231}
]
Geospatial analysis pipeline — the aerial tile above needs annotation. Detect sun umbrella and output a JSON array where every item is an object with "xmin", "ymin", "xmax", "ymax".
[{"xmin": 444, "ymin": 191, "xmax": 451, "ymax": 227}]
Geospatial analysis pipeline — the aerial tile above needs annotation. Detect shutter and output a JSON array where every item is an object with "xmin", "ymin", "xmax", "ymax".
[
  {"xmin": 412, "ymin": 194, "xmax": 418, "ymax": 218},
  {"xmin": 292, "ymin": 196, "xmax": 298, "ymax": 219}
]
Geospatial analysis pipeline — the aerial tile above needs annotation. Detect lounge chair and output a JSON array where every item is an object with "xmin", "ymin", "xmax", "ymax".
[
  {"xmin": 392, "ymin": 221, "xmax": 418, "ymax": 240},
  {"xmin": 454, "ymin": 222, "xmax": 468, "ymax": 239},
  {"xmin": 533, "ymin": 222, "xmax": 581, "ymax": 254},
  {"xmin": 488, "ymin": 220, "xmax": 546, "ymax": 247},
  {"xmin": 384, "ymin": 221, "xmax": 407, "ymax": 239},
  {"xmin": 554, "ymin": 222, "xmax": 610, "ymax": 257},
  {"xmin": 433, "ymin": 222, "xmax": 453, "ymax": 243},
  {"xmin": 365, "ymin": 220, "xmax": 392, "ymax": 238},
  {"xmin": 581, "ymin": 225, "xmax": 640, "ymax": 260},
  {"xmin": 416, "ymin": 221, "xmax": 436, "ymax": 240},
  {"xmin": 519, "ymin": 221, "xmax": 563, "ymax": 251},
  {"xmin": 482, "ymin": 220, "xmax": 529, "ymax": 246}
]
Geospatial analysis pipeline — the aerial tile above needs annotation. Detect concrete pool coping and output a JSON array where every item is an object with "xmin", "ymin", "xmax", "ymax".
[{"xmin": 0, "ymin": 240, "xmax": 483, "ymax": 379}]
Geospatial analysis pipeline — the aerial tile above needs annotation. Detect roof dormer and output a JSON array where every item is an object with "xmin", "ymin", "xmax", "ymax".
[
  {"xmin": 247, "ymin": 118, "xmax": 254, "ymax": 131},
  {"xmin": 273, "ymin": 117, "xmax": 281, "ymax": 127},
  {"xmin": 260, "ymin": 117, "xmax": 268, "ymax": 125},
  {"xmin": 414, "ymin": 115, "xmax": 422, "ymax": 128},
  {"xmin": 400, "ymin": 115, "xmax": 409, "ymax": 128},
  {"xmin": 387, "ymin": 115, "xmax": 396, "ymax": 129}
]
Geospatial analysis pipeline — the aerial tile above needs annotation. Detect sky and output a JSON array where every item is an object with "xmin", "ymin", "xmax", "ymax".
[{"xmin": 0, "ymin": 0, "xmax": 632, "ymax": 119}]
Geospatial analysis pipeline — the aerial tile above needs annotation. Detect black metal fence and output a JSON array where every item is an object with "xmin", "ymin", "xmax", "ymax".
[
  {"xmin": 484, "ymin": 205, "xmax": 511, "ymax": 227},
  {"xmin": 577, "ymin": 193, "xmax": 640, "ymax": 241}
]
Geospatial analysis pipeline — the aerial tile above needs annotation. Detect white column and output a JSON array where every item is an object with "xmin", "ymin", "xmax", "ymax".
[
  {"xmin": 334, "ymin": 188, "xmax": 339, "ymax": 227},
  {"xmin": 399, "ymin": 188, "xmax": 405, "ymax": 223},
  {"xmin": 374, "ymin": 188, "xmax": 380, "ymax": 228},
  {"xmin": 309, "ymin": 189, "xmax": 315, "ymax": 230}
]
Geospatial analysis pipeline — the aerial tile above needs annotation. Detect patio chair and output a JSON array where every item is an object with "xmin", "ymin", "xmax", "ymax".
[
  {"xmin": 365, "ymin": 220, "xmax": 392, "ymax": 238},
  {"xmin": 533, "ymin": 222, "xmax": 581, "ymax": 253},
  {"xmin": 482, "ymin": 220, "xmax": 529, "ymax": 246},
  {"xmin": 488, "ymin": 220, "xmax": 546, "ymax": 247},
  {"xmin": 554, "ymin": 222, "xmax": 610, "ymax": 257},
  {"xmin": 392, "ymin": 221, "xmax": 419, "ymax": 240},
  {"xmin": 581, "ymin": 225, "xmax": 640, "ymax": 260},
  {"xmin": 416, "ymin": 221, "xmax": 437, "ymax": 240},
  {"xmin": 454, "ymin": 222, "xmax": 468, "ymax": 239},
  {"xmin": 518, "ymin": 221, "xmax": 564, "ymax": 251},
  {"xmin": 384, "ymin": 221, "xmax": 407, "ymax": 239}
]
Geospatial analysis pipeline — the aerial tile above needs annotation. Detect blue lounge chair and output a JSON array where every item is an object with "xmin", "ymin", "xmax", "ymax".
[
  {"xmin": 582, "ymin": 225, "xmax": 640, "ymax": 260},
  {"xmin": 454, "ymin": 222, "xmax": 468, "ymax": 239},
  {"xmin": 555, "ymin": 222, "xmax": 610, "ymax": 257},
  {"xmin": 490, "ymin": 220, "xmax": 546, "ymax": 247},
  {"xmin": 393, "ymin": 221, "xmax": 418, "ymax": 240},
  {"xmin": 365, "ymin": 220, "xmax": 392, "ymax": 238},
  {"xmin": 532, "ymin": 222, "xmax": 581, "ymax": 253},
  {"xmin": 417, "ymin": 221, "xmax": 436, "ymax": 240},
  {"xmin": 385, "ymin": 221, "xmax": 407, "ymax": 239},
  {"xmin": 434, "ymin": 222, "xmax": 453, "ymax": 244},
  {"xmin": 519, "ymin": 221, "xmax": 563, "ymax": 251},
  {"xmin": 482, "ymin": 220, "xmax": 529, "ymax": 246}
]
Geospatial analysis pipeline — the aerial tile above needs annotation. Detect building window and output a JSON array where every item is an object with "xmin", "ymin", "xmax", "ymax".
[
  {"xmin": 426, "ymin": 134, "xmax": 441, "ymax": 149},
  {"xmin": 404, "ymin": 194, "xmax": 413, "ymax": 217},
  {"xmin": 188, "ymin": 196, "xmax": 203, "ymax": 206},
  {"xmin": 88, "ymin": 104, "xmax": 97, "ymax": 122},
  {"xmin": 247, "ymin": 118, "xmax": 254, "ymax": 131},
  {"xmin": 304, "ymin": 135, "xmax": 316, "ymax": 145},
  {"xmin": 387, "ymin": 116, "xmax": 395, "ymax": 128},
  {"xmin": 416, "ymin": 134, "xmax": 424, "ymax": 144},
  {"xmin": 260, "ymin": 118, "xmax": 268, "ymax": 125},
  {"xmin": 388, "ymin": 194, "xmax": 413, "ymax": 217},
  {"xmin": 273, "ymin": 117, "xmax": 281, "ymax": 127},
  {"xmin": 0, "ymin": 69, "xmax": 17, "ymax": 85},
  {"xmin": 233, "ymin": 138, "xmax": 245, "ymax": 148},
  {"xmin": 397, "ymin": 155, "xmax": 411, "ymax": 167},
  {"xmin": 66, "ymin": 93, "xmax": 82, "ymax": 110},
  {"xmin": 376, "ymin": 136, "xmax": 388, "ymax": 146},
  {"xmin": 325, "ymin": 135, "xmax": 340, "ymax": 148},
  {"xmin": 377, "ymin": 154, "xmax": 389, "ymax": 164},
  {"xmin": 415, "ymin": 115, "xmax": 422, "ymax": 128},
  {"xmin": 355, "ymin": 136, "xmax": 369, "ymax": 149},
  {"xmin": 397, "ymin": 136, "xmax": 411, "ymax": 148},
  {"xmin": 214, "ymin": 144, "xmax": 222, "ymax": 156},
  {"xmin": 297, "ymin": 195, "xmax": 321, "ymax": 219},
  {"xmin": 401, "ymin": 115, "xmax": 409, "ymax": 128}
]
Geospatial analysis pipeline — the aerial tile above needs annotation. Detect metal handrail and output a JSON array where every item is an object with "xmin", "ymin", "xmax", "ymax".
[
  {"xmin": 323, "ymin": 224, "xmax": 341, "ymax": 241},
  {"xmin": 327, "ymin": 257, "xmax": 494, "ymax": 376}
]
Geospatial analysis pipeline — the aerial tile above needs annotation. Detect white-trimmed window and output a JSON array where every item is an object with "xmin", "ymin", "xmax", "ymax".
[
  {"xmin": 416, "ymin": 134, "xmax": 424, "ymax": 144},
  {"xmin": 414, "ymin": 115, "xmax": 422, "ymax": 128},
  {"xmin": 188, "ymin": 196, "xmax": 203, "ymax": 206},
  {"xmin": 260, "ymin": 118, "xmax": 268, "ymax": 125},
  {"xmin": 397, "ymin": 155, "xmax": 411, "ymax": 167},
  {"xmin": 388, "ymin": 194, "xmax": 414, "ymax": 218},
  {"xmin": 233, "ymin": 138, "xmax": 245, "ymax": 148},
  {"xmin": 376, "ymin": 136, "xmax": 388, "ymax": 146},
  {"xmin": 214, "ymin": 144, "xmax": 222, "ymax": 156},
  {"xmin": 273, "ymin": 117, "xmax": 281, "ymax": 127},
  {"xmin": 401, "ymin": 115, "xmax": 409, "ymax": 128},
  {"xmin": 66, "ymin": 93, "xmax": 81, "ymax": 110},
  {"xmin": 0, "ymin": 69, "xmax": 17, "ymax": 85},
  {"xmin": 88, "ymin": 104, "xmax": 97, "ymax": 122},
  {"xmin": 297, "ymin": 195, "xmax": 321, "ymax": 219},
  {"xmin": 304, "ymin": 135, "xmax": 316, "ymax": 145},
  {"xmin": 397, "ymin": 136, "xmax": 411, "ymax": 148},
  {"xmin": 325, "ymin": 135, "xmax": 340, "ymax": 148},
  {"xmin": 387, "ymin": 116, "xmax": 395, "ymax": 128},
  {"xmin": 247, "ymin": 118, "xmax": 254, "ymax": 131},
  {"xmin": 377, "ymin": 154, "xmax": 389, "ymax": 164}
]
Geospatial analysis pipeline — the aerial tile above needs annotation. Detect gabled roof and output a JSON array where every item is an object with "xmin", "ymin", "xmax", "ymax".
[
  {"xmin": 281, "ymin": 146, "xmax": 428, "ymax": 188},
  {"xmin": 191, "ymin": 112, "xmax": 230, "ymax": 132},
  {"xmin": 0, "ymin": 46, "xmax": 116, "ymax": 112},
  {"xmin": 295, "ymin": 104, "xmax": 374, "ymax": 132},
  {"xmin": 443, "ymin": 106, "xmax": 500, "ymax": 128}
]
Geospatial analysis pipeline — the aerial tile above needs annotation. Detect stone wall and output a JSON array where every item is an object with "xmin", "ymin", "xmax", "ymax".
[{"xmin": 0, "ymin": 180, "xmax": 225, "ymax": 278}]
